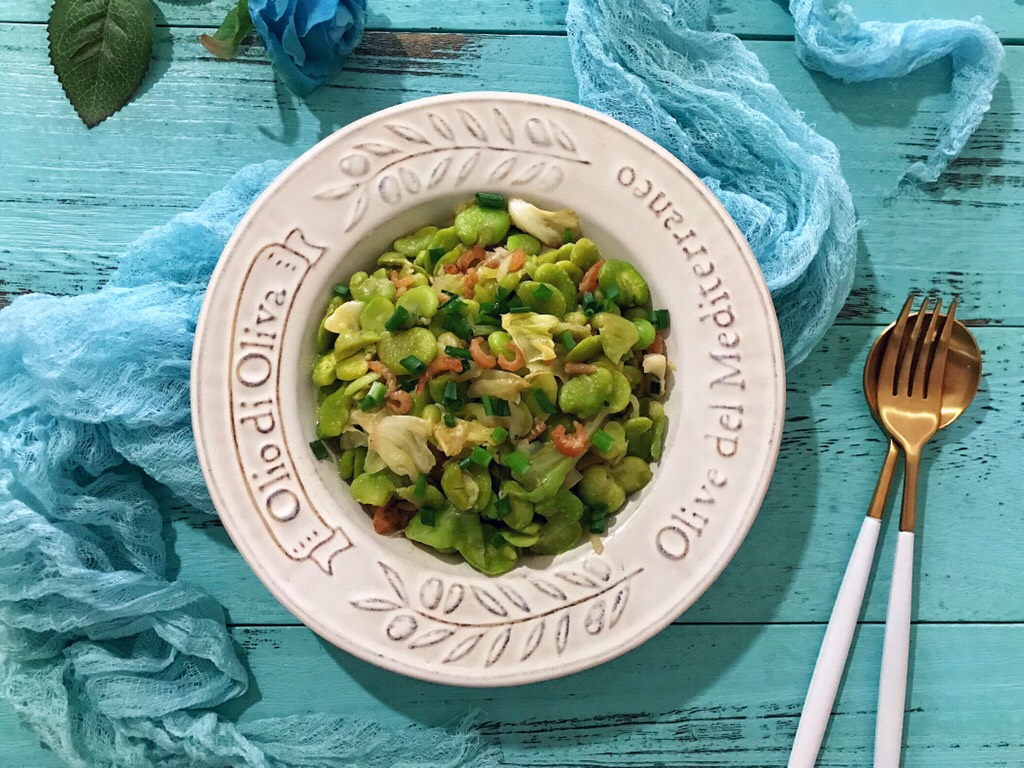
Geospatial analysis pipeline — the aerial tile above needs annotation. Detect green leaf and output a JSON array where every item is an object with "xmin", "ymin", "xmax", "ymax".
[
  {"xmin": 48, "ymin": 0, "xmax": 155, "ymax": 128},
  {"xmin": 199, "ymin": 0, "xmax": 253, "ymax": 61}
]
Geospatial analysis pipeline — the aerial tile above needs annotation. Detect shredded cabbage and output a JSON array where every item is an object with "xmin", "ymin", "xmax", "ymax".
[
  {"xmin": 501, "ymin": 312, "xmax": 559, "ymax": 370},
  {"xmin": 350, "ymin": 411, "xmax": 435, "ymax": 479}
]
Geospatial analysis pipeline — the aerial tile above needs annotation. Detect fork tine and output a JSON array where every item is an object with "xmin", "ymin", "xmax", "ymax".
[
  {"xmin": 897, "ymin": 297, "xmax": 933, "ymax": 396},
  {"xmin": 925, "ymin": 298, "xmax": 958, "ymax": 400},
  {"xmin": 880, "ymin": 295, "xmax": 916, "ymax": 397},
  {"xmin": 912, "ymin": 298, "xmax": 943, "ymax": 397}
]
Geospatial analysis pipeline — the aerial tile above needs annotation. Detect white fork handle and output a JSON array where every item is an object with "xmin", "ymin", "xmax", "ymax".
[
  {"xmin": 789, "ymin": 516, "xmax": 882, "ymax": 768},
  {"xmin": 874, "ymin": 530, "xmax": 915, "ymax": 767}
]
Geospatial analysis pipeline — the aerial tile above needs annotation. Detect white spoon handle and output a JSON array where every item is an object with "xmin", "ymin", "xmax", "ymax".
[
  {"xmin": 789, "ymin": 516, "xmax": 882, "ymax": 768},
  {"xmin": 874, "ymin": 530, "xmax": 915, "ymax": 767}
]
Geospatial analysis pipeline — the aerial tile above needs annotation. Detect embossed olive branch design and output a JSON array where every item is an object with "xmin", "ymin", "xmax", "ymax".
[
  {"xmin": 351, "ymin": 560, "xmax": 643, "ymax": 666},
  {"xmin": 314, "ymin": 106, "xmax": 591, "ymax": 232}
]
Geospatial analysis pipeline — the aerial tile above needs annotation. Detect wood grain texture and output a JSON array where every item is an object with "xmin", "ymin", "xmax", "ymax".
[
  {"xmin": 6, "ymin": 623, "xmax": 1021, "ymax": 767},
  {"xmin": 3, "ymin": 0, "xmax": 1023, "ymax": 39},
  {"xmin": 2, "ymin": 27, "xmax": 1024, "ymax": 323},
  {"xmin": 2, "ymin": 4, "xmax": 1023, "ymax": 766}
]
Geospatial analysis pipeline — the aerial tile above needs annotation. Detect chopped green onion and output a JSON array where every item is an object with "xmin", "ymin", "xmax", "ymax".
[
  {"xmin": 445, "ymin": 345, "xmax": 472, "ymax": 359},
  {"xmin": 443, "ymin": 412, "xmax": 457, "ymax": 428},
  {"xmin": 480, "ymin": 300, "xmax": 498, "ymax": 315},
  {"xmin": 560, "ymin": 331, "xmax": 577, "ymax": 351},
  {"xmin": 604, "ymin": 284, "xmax": 620, "ymax": 301},
  {"xmin": 582, "ymin": 291, "xmax": 596, "ymax": 307},
  {"xmin": 442, "ymin": 314, "xmax": 473, "ymax": 341},
  {"xmin": 495, "ymin": 496, "xmax": 511, "ymax": 519},
  {"xmin": 309, "ymin": 439, "xmax": 329, "ymax": 460},
  {"xmin": 399, "ymin": 376, "xmax": 419, "ymax": 392},
  {"xmin": 591, "ymin": 429, "xmax": 615, "ymax": 454},
  {"xmin": 563, "ymin": 228, "xmax": 577, "ymax": 244},
  {"xmin": 476, "ymin": 314, "xmax": 501, "ymax": 328},
  {"xmin": 480, "ymin": 396, "xmax": 510, "ymax": 417},
  {"xmin": 496, "ymin": 286, "xmax": 511, "ymax": 302},
  {"xmin": 507, "ymin": 305, "xmax": 532, "ymax": 314},
  {"xmin": 534, "ymin": 283, "xmax": 553, "ymax": 301},
  {"xmin": 384, "ymin": 305, "xmax": 410, "ymax": 332},
  {"xmin": 413, "ymin": 473, "xmax": 427, "ymax": 498},
  {"xmin": 589, "ymin": 503, "xmax": 610, "ymax": 534},
  {"xmin": 443, "ymin": 380, "xmax": 460, "ymax": 404},
  {"xmin": 428, "ymin": 247, "xmax": 446, "ymax": 266},
  {"xmin": 439, "ymin": 294, "xmax": 466, "ymax": 312},
  {"xmin": 491, "ymin": 426, "xmax": 508, "ymax": 443},
  {"xmin": 420, "ymin": 507, "xmax": 438, "ymax": 526},
  {"xmin": 651, "ymin": 308, "xmax": 670, "ymax": 330},
  {"xmin": 332, "ymin": 283, "xmax": 350, "ymax": 298},
  {"xmin": 506, "ymin": 450, "xmax": 531, "ymax": 476},
  {"xmin": 476, "ymin": 192, "xmax": 506, "ymax": 209},
  {"xmin": 359, "ymin": 381, "xmax": 387, "ymax": 411},
  {"xmin": 468, "ymin": 445, "xmax": 493, "ymax": 468},
  {"xmin": 400, "ymin": 355, "xmax": 426, "ymax": 374},
  {"xmin": 532, "ymin": 387, "xmax": 556, "ymax": 414},
  {"xmin": 488, "ymin": 529, "xmax": 507, "ymax": 548}
]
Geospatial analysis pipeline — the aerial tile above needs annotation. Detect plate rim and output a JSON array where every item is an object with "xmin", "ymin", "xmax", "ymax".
[{"xmin": 191, "ymin": 91, "xmax": 786, "ymax": 687}]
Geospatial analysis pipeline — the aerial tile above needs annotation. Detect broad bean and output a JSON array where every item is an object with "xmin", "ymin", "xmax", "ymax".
[
  {"xmin": 312, "ymin": 353, "xmax": 338, "ymax": 386},
  {"xmin": 360, "ymin": 296, "xmax": 395, "ymax": 335},
  {"xmin": 565, "ymin": 334, "xmax": 602, "ymax": 363},
  {"xmin": 624, "ymin": 416, "xmax": 654, "ymax": 460},
  {"xmin": 569, "ymin": 238, "xmax": 601, "ymax": 270},
  {"xmin": 351, "ymin": 472, "xmax": 396, "ymax": 506},
  {"xmin": 531, "ymin": 488, "xmax": 585, "ymax": 555},
  {"xmin": 394, "ymin": 226, "xmax": 438, "ymax": 256},
  {"xmin": 317, "ymin": 389, "xmax": 352, "ymax": 437},
  {"xmin": 350, "ymin": 269, "xmax": 397, "ymax": 302},
  {"xmin": 534, "ymin": 262, "xmax": 577, "ymax": 308},
  {"xmin": 506, "ymin": 233, "xmax": 541, "ymax": 255},
  {"xmin": 335, "ymin": 351, "xmax": 370, "ymax": 381},
  {"xmin": 598, "ymin": 259, "xmax": 650, "ymax": 306},
  {"xmin": 377, "ymin": 328, "xmax": 438, "ymax": 374},
  {"xmin": 338, "ymin": 446, "xmax": 367, "ymax": 481},
  {"xmin": 441, "ymin": 462, "xmax": 492, "ymax": 512},
  {"xmin": 558, "ymin": 367, "xmax": 614, "ymax": 419},
  {"xmin": 396, "ymin": 284, "xmax": 440, "ymax": 323},
  {"xmin": 578, "ymin": 465, "xmax": 626, "ymax": 513},
  {"xmin": 631, "ymin": 318, "xmax": 657, "ymax": 350},
  {"xmin": 454, "ymin": 204, "xmax": 510, "ymax": 246},
  {"xmin": 612, "ymin": 456, "xmax": 653, "ymax": 495},
  {"xmin": 517, "ymin": 281, "xmax": 567, "ymax": 316}
]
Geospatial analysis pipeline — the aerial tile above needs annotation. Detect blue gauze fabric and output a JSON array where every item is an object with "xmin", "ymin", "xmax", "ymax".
[
  {"xmin": 0, "ymin": 161, "xmax": 499, "ymax": 768},
  {"xmin": 0, "ymin": 2, "xmax": 1003, "ymax": 766},
  {"xmin": 567, "ymin": 0, "xmax": 1003, "ymax": 364}
]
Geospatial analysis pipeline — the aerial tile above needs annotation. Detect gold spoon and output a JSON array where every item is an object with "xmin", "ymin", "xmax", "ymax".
[
  {"xmin": 789, "ymin": 307, "xmax": 982, "ymax": 768},
  {"xmin": 863, "ymin": 311, "xmax": 982, "ymax": 520}
]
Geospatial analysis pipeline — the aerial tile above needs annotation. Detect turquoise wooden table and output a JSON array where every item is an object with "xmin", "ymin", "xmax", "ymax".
[{"xmin": 2, "ymin": 1, "xmax": 1023, "ymax": 765}]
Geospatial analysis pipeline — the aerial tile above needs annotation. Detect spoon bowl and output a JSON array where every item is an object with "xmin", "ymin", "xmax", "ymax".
[{"xmin": 864, "ymin": 313, "xmax": 982, "ymax": 428}]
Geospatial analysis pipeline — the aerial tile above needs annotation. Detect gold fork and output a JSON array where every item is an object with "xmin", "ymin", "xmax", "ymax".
[{"xmin": 873, "ymin": 295, "xmax": 957, "ymax": 768}]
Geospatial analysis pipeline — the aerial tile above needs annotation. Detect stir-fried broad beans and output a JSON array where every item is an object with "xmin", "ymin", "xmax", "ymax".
[{"xmin": 310, "ymin": 194, "xmax": 671, "ymax": 576}]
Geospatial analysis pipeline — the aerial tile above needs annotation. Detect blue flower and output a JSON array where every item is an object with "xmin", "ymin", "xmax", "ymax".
[{"xmin": 248, "ymin": 0, "xmax": 367, "ymax": 97}]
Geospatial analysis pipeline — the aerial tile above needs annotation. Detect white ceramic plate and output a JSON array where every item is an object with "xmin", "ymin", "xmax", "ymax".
[{"xmin": 192, "ymin": 93, "xmax": 785, "ymax": 686}]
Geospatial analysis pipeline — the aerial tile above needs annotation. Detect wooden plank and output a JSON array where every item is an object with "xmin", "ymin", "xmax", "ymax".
[
  {"xmin": 3, "ymin": 0, "xmax": 1023, "ymax": 40},
  {"xmin": 2, "ymin": 28, "xmax": 1023, "ymax": 323},
  {"xmin": 160, "ymin": 323, "xmax": 1024, "ymax": 626},
  {"xmin": 7, "ymin": 623, "xmax": 1020, "ymax": 766},
  {"xmin": 210, "ymin": 624, "xmax": 1024, "ymax": 767}
]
